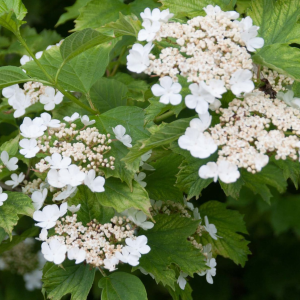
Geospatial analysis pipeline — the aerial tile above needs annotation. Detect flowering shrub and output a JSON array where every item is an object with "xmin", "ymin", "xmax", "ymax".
[{"xmin": 0, "ymin": 0, "xmax": 300, "ymax": 299}]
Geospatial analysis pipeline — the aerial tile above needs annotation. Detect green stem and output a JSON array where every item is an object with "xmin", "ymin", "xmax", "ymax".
[
  {"xmin": 98, "ymin": 267, "xmax": 107, "ymax": 277},
  {"xmin": 110, "ymin": 47, "xmax": 126, "ymax": 77},
  {"xmin": 154, "ymin": 110, "xmax": 175, "ymax": 123}
]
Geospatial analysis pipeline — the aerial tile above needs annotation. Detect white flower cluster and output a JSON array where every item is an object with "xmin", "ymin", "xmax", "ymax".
[
  {"xmin": 39, "ymin": 213, "xmax": 150, "ymax": 271},
  {"xmin": 2, "ymin": 83, "xmax": 63, "ymax": 118}
]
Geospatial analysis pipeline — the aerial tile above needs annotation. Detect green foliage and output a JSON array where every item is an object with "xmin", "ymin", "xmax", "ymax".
[
  {"xmin": 98, "ymin": 272, "xmax": 148, "ymax": 300},
  {"xmin": 0, "ymin": 134, "xmax": 19, "ymax": 156},
  {"xmin": 0, "ymin": 192, "xmax": 34, "ymax": 237},
  {"xmin": 199, "ymin": 201, "xmax": 251, "ymax": 266},
  {"xmin": 0, "ymin": 66, "xmax": 30, "ymax": 88},
  {"xmin": 42, "ymin": 260, "xmax": 96, "ymax": 300},
  {"xmin": 138, "ymin": 214, "xmax": 207, "ymax": 288}
]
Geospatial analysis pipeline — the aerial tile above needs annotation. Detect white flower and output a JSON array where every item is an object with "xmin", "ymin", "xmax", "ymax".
[
  {"xmin": 47, "ymin": 169, "xmax": 66, "ymax": 188},
  {"xmin": 1, "ymin": 151, "xmax": 18, "ymax": 171},
  {"xmin": 189, "ymin": 112, "xmax": 212, "ymax": 132},
  {"xmin": 126, "ymin": 208, "xmax": 154, "ymax": 230},
  {"xmin": 20, "ymin": 117, "xmax": 47, "ymax": 139},
  {"xmin": 81, "ymin": 115, "xmax": 96, "ymax": 126},
  {"xmin": 115, "ymin": 247, "xmax": 140, "ymax": 266},
  {"xmin": 134, "ymin": 172, "xmax": 147, "ymax": 188},
  {"xmin": 126, "ymin": 43, "xmax": 153, "ymax": 73},
  {"xmin": 36, "ymin": 228, "xmax": 48, "ymax": 241},
  {"xmin": 39, "ymin": 87, "xmax": 63, "ymax": 111},
  {"xmin": 67, "ymin": 247, "xmax": 86, "ymax": 264},
  {"xmin": 45, "ymin": 153, "xmax": 72, "ymax": 169},
  {"xmin": 204, "ymin": 216, "xmax": 218, "ymax": 240},
  {"xmin": 33, "ymin": 203, "xmax": 67, "ymax": 229},
  {"xmin": 84, "ymin": 170, "xmax": 105, "ymax": 192},
  {"xmin": 224, "ymin": 11, "xmax": 240, "ymax": 19},
  {"xmin": 177, "ymin": 272, "xmax": 188, "ymax": 290},
  {"xmin": 20, "ymin": 55, "xmax": 32, "ymax": 65},
  {"xmin": 140, "ymin": 150, "xmax": 152, "ymax": 166},
  {"xmin": 10, "ymin": 91, "xmax": 32, "ymax": 118},
  {"xmin": 209, "ymin": 99, "xmax": 222, "ymax": 111},
  {"xmin": 0, "ymin": 187, "xmax": 8, "ymax": 206},
  {"xmin": 19, "ymin": 139, "xmax": 40, "ymax": 158},
  {"xmin": 103, "ymin": 256, "xmax": 119, "ymax": 272},
  {"xmin": 229, "ymin": 69, "xmax": 255, "ymax": 96},
  {"xmin": 125, "ymin": 235, "xmax": 151, "ymax": 256},
  {"xmin": 31, "ymin": 188, "xmax": 48, "ymax": 211},
  {"xmin": 151, "ymin": 76, "xmax": 182, "ymax": 105},
  {"xmin": 23, "ymin": 270, "xmax": 43, "ymax": 291},
  {"xmin": 2, "ymin": 84, "xmax": 23, "ymax": 103},
  {"xmin": 199, "ymin": 162, "xmax": 219, "ymax": 182},
  {"xmin": 54, "ymin": 185, "xmax": 77, "ymax": 201},
  {"xmin": 203, "ymin": 5, "xmax": 221, "ymax": 15},
  {"xmin": 112, "ymin": 125, "xmax": 132, "ymax": 148},
  {"xmin": 68, "ymin": 204, "xmax": 81, "ymax": 213},
  {"xmin": 63, "ymin": 112, "xmax": 80, "ymax": 122},
  {"xmin": 198, "ymin": 258, "xmax": 217, "ymax": 284},
  {"xmin": 40, "ymin": 112, "xmax": 61, "ymax": 128},
  {"xmin": 278, "ymin": 90, "xmax": 300, "ymax": 110},
  {"xmin": 254, "ymin": 154, "xmax": 269, "ymax": 172},
  {"xmin": 185, "ymin": 80, "xmax": 226, "ymax": 114},
  {"xmin": 178, "ymin": 127, "xmax": 217, "ymax": 158},
  {"xmin": 138, "ymin": 19, "xmax": 161, "ymax": 42},
  {"xmin": 41, "ymin": 239, "xmax": 67, "ymax": 265},
  {"xmin": 203, "ymin": 244, "xmax": 212, "ymax": 260},
  {"xmin": 140, "ymin": 8, "xmax": 173, "ymax": 23},
  {"xmin": 5, "ymin": 172, "xmax": 25, "ymax": 188},
  {"xmin": 193, "ymin": 208, "xmax": 201, "ymax": 220},
  {"xmin": 59, "ymin": 165, "xmax": 86, "ymax": 187}
]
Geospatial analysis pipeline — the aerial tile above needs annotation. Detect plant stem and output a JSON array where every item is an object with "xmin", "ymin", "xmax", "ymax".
[
  {"xmin": 154, "ymin": 110, "xmax": 175, "ymax": 123},
  {"xmin": 98, "ymin": 267, "xmax": 107, "ymax": 277},
  {"xmin": 110, "ymin": 47, "xmax": 126, "ymax": 77}
]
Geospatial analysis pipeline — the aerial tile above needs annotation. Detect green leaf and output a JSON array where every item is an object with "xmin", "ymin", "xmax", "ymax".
[
  {"xmin": 0, "ymin": 192, "xmax": 34, "ymax": 237},
  {"xmin": 68, "ymin": 186, "xmax": 115, "ymax": 225},
  {"xmin": 253, "ymin": 44, "xmax": 300, "ymax": 81},
  {"xmin": 219, "ymin": 177, "xmax": 245, "ymax": 199},
  {"xmin": 129, "ymin": 0, "xmax": 159, "ymax": 16},
  {"xmin": 138, "ymin": 214, "xmax": 206, "ymax": 288},
  {"xmin": 95, "ymin": 106, "xmax": 149, "ymax": 187},
  {"xmin": 0, "ymin": 227, "xmax": 6, "ymax": 243},
  {"xmin": 145, "ymin": 153, "xmax": 183, "ymax": 203},
  {"xmin": 199, "ymin": 201, "xmax": 251, "ymax": 266},
  {"xmin": 94, "ymin": 177, "xmax": 151, "ymax": 217},
  {"xmin": 42, "ymin": 260, "xmax": 96, "ymax": 300},
  {"xmin": 75, "ymin": 0, "xmax": 130, "ymax": 31},
  {"xmin": 56, "ymin": 0, "xmax": 92, "ymax": 27},
  {"xmin": 60, "ymin": 28, "xmax": 115, "ymax": 64},
  {"xmin": 0, "ymin": 134, "xmax": 19, "ymax": 156},
  {"xmin": 166, "ymin": 282, "xmax": 193, "ymax": 300},
  {"xmin": 0, "ymin": 226, "xmax": 39, "ymax": 254},
  {"xmin": 105, "ymin": 13, "xmax": 142, "ymax": 38},
  {"xmin": 160, "ymin": 0, "xmax": 236, "ymax": 17},
  {"xmin": 0, "ymin": 0, "xmax": 27, "ymax": 20},
  {"xmin": 123, "ymin": 118, "xmax": 191, "ymax": 172},
  {"xmin": 0, "ymin": 66, "xmax": 30, "ymax": 88},
  {"xmin": 98, "ymin": 272, "xmax": 148, "ymax": 300},
  {"xmin": 89, "ymin": 78, "xmax": 128, "ymax": 113},
  {"xmin": 249, "ymin": 0, "xmax": 300, "ymax": 46}
]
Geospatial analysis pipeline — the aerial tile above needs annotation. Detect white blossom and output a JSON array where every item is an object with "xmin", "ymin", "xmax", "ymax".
[
  {"xmin": 20, "ymin": 117, "xmax": 47, "ymax": 139},
  {"xmin": 67, "ymin": 247, "xmax": 86, "ymax": 264},
  {"xmin": 138, "ymin": 19, "xmax": 161, "ymax": 42},
  {"xmin": 115, "ymin": 247, "xmax": 140, "ymax": 266},
  {"xmin": 151, "ymin": 76, "xmax": 182, "ymax": 105},
  {"xmin": 39, "ymin": 87, "xmax": 63, "ymax": 111},
  {"xmin": 134, "ymin": 172, "xmax": 147, "ymax": 188},
  {"xmin": 5, "ymin": 172, "xmax": 25, "ymax": 188},
  {"xmin": 140, "ymin": 8, "xmax": 173, "ymax": 23},
  {"xmin": 47, "ymin": 169, "xmax": 66, "ymax": 188},
  {"xmin": 229, "ymin": 69, "xmax": 255, "ymax": 96},
  {"xmin": 189, "ymin": 112, "xmax": 212, "ymax": 132},
  {"xmin": 103, "ymin": 256, "xmax": 119, "ymax": 272},
  {"xmin": 112, "ymin": 125, "xmax": 132, "ymax": 148},
  {"xmin": 23, "ymin": 270, "xmax": 43, "ymax": 291},
  {"xmin": 254, "ymin": 154, "xmax": 269, "ymax": 172},
  {"xmin": 0, "ymin": 187, "xmax": 8, "ymax": 206},
  {"xmin": 40, "ymin": 112, "xmax": 61, "ymax": 128},
  {"xmin": 193, "ymin": 208, "xmax": 201, "ymax": 220},
  {"xmin": 41, "ymin": 239, "xmax": 67, "ymax": 265},
  {"xmin": 68, "ymin": 204, "xmax": 81, "ymax": 213},
  {"xmin": 2, "ymin": 84, "xmax": 22, "ymax": 103},
  {"xmin": 199, "ymin": 162, "xmax": 219, "ymax": 182},
  {"xmin": 31, "ymin": 188, "xmax": 48, "ymax": 211},
  {"xmin": 198, "ymin": 258, "xmax": 217, "ymax": 284},
  {"xmin": 19, "ymin": 139, "xmax": 40, "ymax": 158},
  {"xmin": 84, "ymin": 170, "xmax": 105, "ymax": 192},
  {"xmin": 36, "ymin": 228, "xmax": 48, "ymax": 241},
  {"xmin": 209, "ymin": 99, "xmax": 222, "ymax": 111},
  {"xmin": 125, "ymin": 235, "xmax": 151, "ymax": 256},
  {"xmin": 126, "ymin": 208, "xmax": 154, "ymax": 230},
  {"xmin": 126, "ymin": 43, "xmax": 153, "ymax": 73},
  {"xmin": 81, "ymin": 115, "xmax": 96, "ymax": 126},
  {"xmin": 33, "ymin": 203, "xmax": 67, "ymax": 229},
  {"xmin": 45, "ymin": 153, "xmax": 72, "ymax": 169},
  {"xmin": 203, "ymin": 5, "xmax": 222, "ymax": 16},
  {"xmin": 59, "ymin": 165, "xmax": 86, "ymax": 187},
  {"xmin": 54, "ymin": 185, "xmax": 77, "ymax": 201},
  {"xmin": 278, "ymin": 90, "xmax": 300, "ymax": 110},
  {"xmin": 177, "ymin": 272, "xmax": 188, "ymax": 290},
  {"xmin": 204, "ymin": 216, "xmax": 218, "ymax": 240},
  {"xmin": 20, "ymin": 55, "xmax": 32, "ymax": 65},
  {"xmin": 63, "ymin": 112, "xmax": 80, "ymax": 122},
  {"xmin": 0, "ymin": 151, "xmax": 18, "ymax": 171}
]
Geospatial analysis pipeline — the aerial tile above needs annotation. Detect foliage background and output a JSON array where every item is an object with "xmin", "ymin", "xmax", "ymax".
[{"xmin": 1, "ymin": 0, "xmax": 300, "ymax": 299}]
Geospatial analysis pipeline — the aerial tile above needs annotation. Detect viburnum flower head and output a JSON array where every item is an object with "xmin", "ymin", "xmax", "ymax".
[
  {"xmin": 278, "ymin": 90, "xmax": 300, "ymax": 110},
  {"xmin": 42, "ymin": 239, "xmax": 67, "ymax": 265},
  {"xmin": 140, "ymin": 8, "xmax": 174, "ymax": 23},
  {"xmin": 19, "ymin": 139, "xmax": 40, "ymax": 158},
  {"xmin": 39, "ymin": 86, "xmax": 63, "ymax": 111},
  {"xmin": 112, "ymin": 125, "xmax": 132, "ymax": 148},
  {"xmin": 229, "ymin": 69, "xmax": 255, "ymax": 97},
  {"xmin": 67, "ymin": 247, "xmax": 86, "ymax": 264},
  {"xmin": 5, "ymin": 172, "xmax": 25, "ymax": 188},
  {"xmin": 81, "ymin": 115, "xmax": 96, "ymax": 126},
  {"xmin": 151, "ymin": 76, "xmax": 182, "ymax": 105},
  {"xmin": 84, "ymin": 170, "xmax": 105, "ymax": 192},
  {"xmin": 31, "ymin": 188, "xmax": 48, "ymax": 211},
  {"xmin": 198, "ymin": 258, "xmax": 217, "ymax": 284},
  {"xmin": 138, "ymin": 19, "xmax": 161, "ymax": 42},
  {"xmin": 45, "ymin": 153, "xmax": 71, "ymax": 169},
  {"xmin": 63, "ymin": 112, "xmax": 80, "ymax": 123},
  {"xmin": 125, "ymin": 235, "xmax": 151, "ymax": 256},
  {"xmin": 59, "ymin": 165, "xmax": 86, "ymax": 187},
  {"xmin": 126, "ymin": 43, "xmax": 153, "ymax": 73},
  {"xmin": 20, "ymin": 117, "xmax": 47, "ymax": 139},
  {"xmin": 0, "ymin": 187, "xmax": 8, "ymax": 206},
  {"xmin": 115, "ymin": 247, "xmax": 140, "ymax": 266},
  {"xmin": 40, "ymin": 113, "xmax": 61, "ymax": 128},
  {"xmin": 1, "ymin": 151, "xmax": 18, "ymax": 171},
  {"xmin": 33, "ymin": 203, "xmax": 67, "ymax": 229}
]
